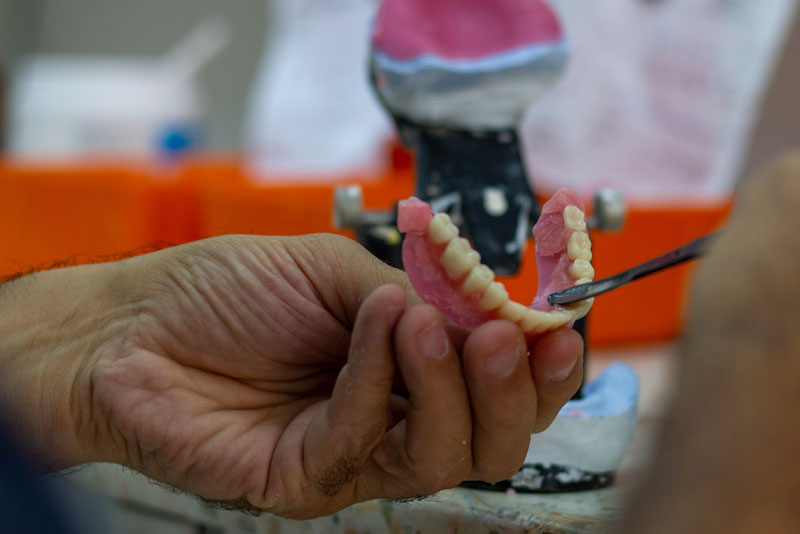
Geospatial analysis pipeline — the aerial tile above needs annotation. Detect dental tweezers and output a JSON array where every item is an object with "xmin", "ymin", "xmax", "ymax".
[{"xmin": 547, "ymin": 231, "xmax": 720, "ymax": 305}]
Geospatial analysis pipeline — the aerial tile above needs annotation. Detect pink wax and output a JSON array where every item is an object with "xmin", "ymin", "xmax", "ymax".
[{"xmin": 373, "ymin": 0, "xmax": 563, "ymax": 61}]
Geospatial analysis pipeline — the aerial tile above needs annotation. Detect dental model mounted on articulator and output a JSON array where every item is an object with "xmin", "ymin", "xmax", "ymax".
[{"xmin": 334, "ymin": 0, "xmax": 638, "ymax": 492}]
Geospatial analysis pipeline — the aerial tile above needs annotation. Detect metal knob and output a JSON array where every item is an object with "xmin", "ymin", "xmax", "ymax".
[
  {"xmin": 333, "ymin": 184, "xmax": 396, "ymax": 230},
  {"xmin": 589, "ymin": 189, "xmax": 626, "ymax": 231},
  {"xmin": 333, "ymin": 185, "xmax": 364, "ymax": 229}
]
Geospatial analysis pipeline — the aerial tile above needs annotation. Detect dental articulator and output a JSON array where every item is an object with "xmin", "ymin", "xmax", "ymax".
[{"xmin": 332, "ymin": 0, "xmax": 709, "ymax": 493}]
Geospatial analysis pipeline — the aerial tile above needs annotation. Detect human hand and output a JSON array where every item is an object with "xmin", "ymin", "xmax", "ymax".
[{"xmin": 0, "ymin": 234, "xmax": 583, "ymax": 519}]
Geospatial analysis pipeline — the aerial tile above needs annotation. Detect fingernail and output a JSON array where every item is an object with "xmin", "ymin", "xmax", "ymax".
[
  {"xmin": 418, "ymin": 322, "xmax": 449, "ymax": 359},
  {"xmin": 550, "ymin": 356, "xmax": 579, "ymax": 382},
  {"xmin": 486, "ymin": 343, "xmax": 522, "ymax": 378}
]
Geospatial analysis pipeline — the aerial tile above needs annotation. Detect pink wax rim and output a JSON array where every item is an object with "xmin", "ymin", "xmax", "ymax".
[{"xmin": 372, "ymin": 0, "xmax": 563, "ymax": 62}]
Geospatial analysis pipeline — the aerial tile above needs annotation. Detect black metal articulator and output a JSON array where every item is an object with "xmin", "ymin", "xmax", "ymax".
[
  {"xmin": 394, "ymin": 120, "xmax": 537, "ymax": 277},
  {"xmin": 334, "ymin": 123, "xmax": 543, "ymax": 276}
]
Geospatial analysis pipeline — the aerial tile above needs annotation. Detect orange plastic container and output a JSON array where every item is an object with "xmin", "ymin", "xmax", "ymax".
[
  {"xmin": 0, "ymin": 154, "xmax": 730, "ymax": 346},
  {"xmin": 1, "ymin": 163, "xmax": 149, "ymax": 270}
]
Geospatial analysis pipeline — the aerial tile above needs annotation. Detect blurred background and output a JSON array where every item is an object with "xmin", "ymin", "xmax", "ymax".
[
  {"xmin": 2, "ymin": 0, "xmax": 799, "ymax": 172},
  {"xmin": 0, "ymin": 0, "xmax": 267, "ymax": 151},
  {"xmin": 1, "ymin": 1, "xmax": 800, "ymax": 532}
]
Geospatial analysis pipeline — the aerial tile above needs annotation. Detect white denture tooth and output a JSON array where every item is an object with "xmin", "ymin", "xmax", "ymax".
[
  {"xmin": 518, "ymin": 311, "xmax": 535, "ymax": 332},
  {"xmin": 521, "ymin": 309, "xmax": 571, "ymax": 333},
  {"xmin": 568, "ymin": 232, "xmax": 592, "ymax": 261},
  {"xmin": 570, "ymin": 259, "xmax": 595, "ymax": 281},
  {"xmin": 575, "ymin": 277, "xmax": 593, "ymax": 285},
  {"xmin": 562, "ymin": 299, "xmax": 593, "ymax": 323},
  {"xmin": 461, "ymin": 265, "xmax": 495, "ymax": 295},
  {"xmin": 441, "ymin": 238, "xmax": 480, "ymax": 279},
  {"xmin": 497, "ymin": 301, "xmax": 528, "ymax": 322},
  {"xmin": 563, "ymin": 206, "xmax": 587, "ymax": 232},
  {"xmin": 428, "ymin": 213, "xmax": 459, "ymax": 245},
  {"xmin": 568, "ymin": 298, "xmax": 594, "ymax": 319},
  {"xmin": 519, "ymin": 309, "xmax": 547, "ymax": 332},
  {"xmin": 477, "ymin": 282, "xmax": 509, "ymax": 312}
]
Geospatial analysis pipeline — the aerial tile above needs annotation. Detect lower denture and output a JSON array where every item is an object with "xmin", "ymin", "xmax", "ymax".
[{"xmin": 397, "ymin": 189, "xmax": 594, "ymax": 334}]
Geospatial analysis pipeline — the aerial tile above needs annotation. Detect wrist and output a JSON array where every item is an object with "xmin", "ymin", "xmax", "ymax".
[{"xmin": 0, "ymin": 262, "xmax": 131, "ymax": 470}]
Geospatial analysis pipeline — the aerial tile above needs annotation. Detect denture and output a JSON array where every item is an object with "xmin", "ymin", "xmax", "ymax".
[{"xmin": 398, "ymin": 189, "xmax": 594, "ymax": 335}]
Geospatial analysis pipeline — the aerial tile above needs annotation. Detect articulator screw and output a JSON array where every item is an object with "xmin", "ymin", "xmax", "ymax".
[{"xmin": 589, "ymin": 189, "xmax": 626, "ymax": 231}]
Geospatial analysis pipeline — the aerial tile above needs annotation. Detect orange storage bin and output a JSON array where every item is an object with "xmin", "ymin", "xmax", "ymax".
[
  {"xmin": 0, "ymin": 155, "xmax": 729, "ymax": 347},
  {"xmin": 1, "ymin": 163, "xmax": 147, "ymax": 271}
]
